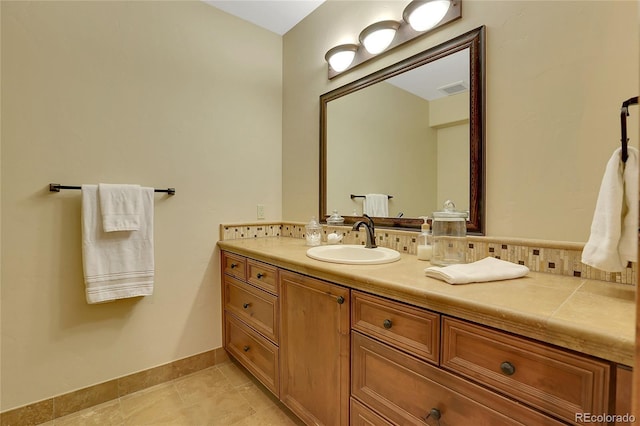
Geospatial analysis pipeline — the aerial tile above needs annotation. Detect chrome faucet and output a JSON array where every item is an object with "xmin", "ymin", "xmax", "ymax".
[{"xmin": 352, "ymin": 214, "xmax": 377, "ymax": 248}]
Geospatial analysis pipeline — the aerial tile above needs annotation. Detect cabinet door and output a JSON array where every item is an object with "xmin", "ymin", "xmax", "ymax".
[{"xmin": 279, "ymin": 270, "xmax": 350, "ymax": 426}]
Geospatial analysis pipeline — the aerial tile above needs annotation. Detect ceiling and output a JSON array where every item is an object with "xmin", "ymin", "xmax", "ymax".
[{"xmin": 203, "ymin": 0, "xmax": 325, "ymax": 36}]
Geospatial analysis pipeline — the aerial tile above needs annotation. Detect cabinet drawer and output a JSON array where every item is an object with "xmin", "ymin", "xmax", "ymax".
[
  {"xmin": 225, "ymin": 314, "xmax": 279, "ymax": 397},
  {"xmin": 222, "ymin": 252, "xmax": 247, "ymax": 280},
  {"xmin": 224, "ymin": 276, "xmax": 278, "ymax": 343},
  {"xmin": 247, "ymin": 259, "xmax": 278, "ymax": 294},
  {"xmin": 352, "ymin": 332, "xmax": 562, "ymax": 425},
  {"xmin": 441, "ymin": 317, "xmax": 610, "ymax": 425},
  {"xmin": 350, "ymin": 398, "xmax": 393, "ymax": 426},
  {"xmin": 352, "ymin": 291, "xmax": 439, "ymax": 364}
]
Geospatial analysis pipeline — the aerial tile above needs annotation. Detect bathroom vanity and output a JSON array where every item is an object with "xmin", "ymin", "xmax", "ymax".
[{"xmin": 219, "ymin": 237, "xmax": 635, "ymax": 426}]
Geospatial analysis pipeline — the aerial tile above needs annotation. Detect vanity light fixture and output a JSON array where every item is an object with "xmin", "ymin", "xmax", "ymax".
[
  {"xmin": 359, "ymin": 20, "xmax": 400, "ymax": 54},
  {"xmin": 324, "ymin": 0, "xmax": 461, "ymax": 78},
  {"xmin": 325, "ymin": 44, "xmax": 358, "ymax": 72},
  {"xmin": 403, "ymin": 0, "xmax": 452, "ymax": 32}
]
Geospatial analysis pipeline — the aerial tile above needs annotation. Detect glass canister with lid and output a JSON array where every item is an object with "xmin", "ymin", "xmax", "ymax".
[
  {"xmin": 431, "ymin": 200, "xmax": 468, "ymax": 266},
  {"xmin": 326, "ymin": 209, "xmax": 345, "ymax": 226},
  {"xmin": 305, "ymin": 216, "xmax": 322, "ymax": 246}
]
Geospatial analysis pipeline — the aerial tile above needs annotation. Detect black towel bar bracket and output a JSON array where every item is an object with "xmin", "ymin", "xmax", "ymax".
[
  {"xmin": 350, "ymin": 194, "xmax": 393, "ymax": 199},
  {"xmin": 49, "ymin": 183, "xmax": 176, "ymax": 195},
  {"xmin": 620, "ymin": 96, "xmax": 638, "ymax": 163}
]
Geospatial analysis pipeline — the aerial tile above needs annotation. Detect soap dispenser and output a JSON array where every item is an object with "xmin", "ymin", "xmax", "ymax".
[{"xmin": 417, "ymin": 217, "xmax": 433, "ymax": 261}]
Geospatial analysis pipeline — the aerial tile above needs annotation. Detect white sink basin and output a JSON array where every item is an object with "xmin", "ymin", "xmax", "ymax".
[{"xmin": 306, "ymin": 244, "xmax": 401, "ymax": 265}]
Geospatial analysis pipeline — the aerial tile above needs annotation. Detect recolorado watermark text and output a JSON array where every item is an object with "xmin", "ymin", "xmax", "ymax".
[{"xmin": 575, "ymin": 412, "xmax": 636, "ymax": 423}]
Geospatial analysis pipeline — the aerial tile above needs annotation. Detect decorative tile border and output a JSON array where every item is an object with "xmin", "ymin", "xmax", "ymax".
[
  {"xmin": 0, "ymin": 348, "xmax": 228, "ymax": 426},
  {"xmin": 220, "ymin": 222, "xmax": 637, "ymax": 286}
]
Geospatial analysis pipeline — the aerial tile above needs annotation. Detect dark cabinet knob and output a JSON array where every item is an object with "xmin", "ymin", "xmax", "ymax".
[
  {"xmin": 336, "ymin": 296, "xmax": 345, "ymax": 304},
  {"xmin": 230, "ymin": 263, "xmax": 238, "ymax": 269},
  {"xmin": 243, "ymin": 303, "xmax": 250, "ymax": 309},
  {"xmin": 256, "ymin": 272, "xmax": 264, "ymax": 279},
  {"xmin": 243, "ymin": 345, "xmax": 250, "ymax": 352},
  {"xmin": 426, "ymin": 408, "xmax": 441, "ymax": 420},
  {"xmin": 383, "ymin": 319, "xmax": 393, "ymax": 329},
  {"xmin": 500, "ymin": 361, "xmax": 516, "ymax": 376}
]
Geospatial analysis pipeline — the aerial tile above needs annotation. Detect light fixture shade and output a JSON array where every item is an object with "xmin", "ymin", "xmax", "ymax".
[
  {"xmin": 358, "ymin": 20, "xmax": 400, "ymax": 54},
  {"xmin": 403, "ymin": 0, "xmax": 452, "ymax": 32},
  {"xmin": 325, "ymin": 44, "xmax": 358, "ymax": 72}
]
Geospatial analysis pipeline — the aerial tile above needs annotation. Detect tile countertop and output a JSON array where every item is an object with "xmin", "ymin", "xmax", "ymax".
[{"xmin": 217, "ymin": 237, "xmax": 636, "ymax": 366}]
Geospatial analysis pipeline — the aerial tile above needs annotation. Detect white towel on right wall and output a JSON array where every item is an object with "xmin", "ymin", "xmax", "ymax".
[
  {"xmin": 582, "ymin": 146, "xmax": 638, "ymax": 272},
  {"xmin": 363, "ymin": 194, "xmax": 389, "ymax": 217}
]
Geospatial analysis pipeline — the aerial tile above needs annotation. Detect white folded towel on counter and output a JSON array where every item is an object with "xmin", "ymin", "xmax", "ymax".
[
  {"xmin": 581, "ymin": 147, "xmax": 638, "ymax": 272},
  {"xmin": 82, "ymin": 185, "xmax": 155, "ymax": 304},
  {"xmin": 98, "ymin": 183, "xmax": 142, "ymax": 232},
  {"xmin": 424, "ymin": 257, "xmax": 529, "ymax": 284},
  {"xmin": 363, "ymin": 194, "xmax": 389, "ymax": 217}
]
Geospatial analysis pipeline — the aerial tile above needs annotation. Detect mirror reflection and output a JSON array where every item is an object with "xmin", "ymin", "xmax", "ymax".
[
  {"xmin": 320, "ymin": 26, "xmax": 485, "ymax": 233},
  {"xmin": 326, "ymin": 48, "xmax": 470, "ymax": 219}
]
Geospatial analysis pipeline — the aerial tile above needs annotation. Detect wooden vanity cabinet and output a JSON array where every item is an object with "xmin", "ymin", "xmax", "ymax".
[
  {"xmin": 222, "ymin": 252, "xmax": 280, "ymax": 396},
  {"xmin": 352, "ymin": 331, "xmax": 563, "ymax": 425},
  {"xmin": 221, "ymin": 251, "xmax": 627, "ymax": 426},
  {"xmin": 279, "ymin": 270, "xmax": 351, "ymax": 426},
  {"xmin": 615, "ymin": 366, "xmax": 634, "ymax": 426},
  {"xmin": 350, "ymin": 397, "xmax": 393, "ymax": 426},
  {"xmin": 441, "ymin": 316, "xmax": 611, "ymax": 424},
  {"xmin": 442, "ymin": 317, "xmax": 611, "ymax": 423},
  {"xmin": 222, "ymin": 251, "xmax": 247, "ymax": 280},
  {"xmin": 351, "ymin": 291, "xmax": 439, "ymax": 364},
  {"xmin": 350, "ymin": 291, "xmax": 564, "ymax": 426}
]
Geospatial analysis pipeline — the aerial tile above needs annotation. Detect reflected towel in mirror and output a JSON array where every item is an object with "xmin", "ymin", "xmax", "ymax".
[{"xmin": 363, "ymin": 194, "xmax": 389, "ymax": 217}]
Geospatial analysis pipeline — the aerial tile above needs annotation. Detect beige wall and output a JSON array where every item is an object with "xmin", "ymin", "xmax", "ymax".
[
  {"xmin": 430, "ymin": 92, "xmax": 470, "ymax": 212},
  {"xmin": 283, "ymin": 0, "xmax": 639, "ymax": 242},
  {"xmin": 1, "ymin": 1, "xmax": 282, "ymax": 411},
  {"xmin": 436, "ymin": 123, "xmax": 470, "ymax": 211}
]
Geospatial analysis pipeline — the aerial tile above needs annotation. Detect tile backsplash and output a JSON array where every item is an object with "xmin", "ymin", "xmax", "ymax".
[{"xmin": 220, "ymin": 222, "xmax": 636, "ymax": 286}]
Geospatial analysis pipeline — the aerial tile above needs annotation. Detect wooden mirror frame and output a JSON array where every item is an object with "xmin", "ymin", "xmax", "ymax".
[{"xmin": 320, "ymin": 26, "xmax": 485, "ymax": 234}]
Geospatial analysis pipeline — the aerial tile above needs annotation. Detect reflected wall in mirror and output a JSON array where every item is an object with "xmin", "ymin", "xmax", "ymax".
[{"xmin": 320, "ymin": 26, "xmax": 485, "ymax": 234}]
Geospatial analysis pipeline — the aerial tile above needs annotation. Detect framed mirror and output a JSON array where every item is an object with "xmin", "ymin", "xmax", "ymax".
[{"xmin": 320, "ymin": 26, "xmax": 485, "ymax": 234}]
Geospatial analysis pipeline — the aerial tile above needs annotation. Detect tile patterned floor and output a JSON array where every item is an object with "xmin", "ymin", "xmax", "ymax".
[{"xmin": 40, "ymin": 362, "xmax": 304, "ymax": 426}]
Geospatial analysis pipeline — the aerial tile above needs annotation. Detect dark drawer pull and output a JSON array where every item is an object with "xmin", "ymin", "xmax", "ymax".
[
  {"xmin": 256, "ymin": 272, "xmax": 264, "ymax": 279},
  {"xmin": 383, "ymin": 319, "xmax": 393, "ymax": 329},
  {"xmin": 230, "ymin": 263, "xmax": 238, "ymax": 269},
  {"xmin": 243, "ymin": 303, "xmax": 250, "ymax": 309},
  {"xmin": 426, "ymin": 408, "xmax": 441, "ymax": 421},
  {"xmin": 243, "ymin": 345, "xmax": 250, "ymax": 352},
  {"xmin": 500, "ymin": 361, "xmax": 516, "ymax": 376}
]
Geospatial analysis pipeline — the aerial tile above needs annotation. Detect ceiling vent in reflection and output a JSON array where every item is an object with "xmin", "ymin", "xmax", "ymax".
[{"xmin": 438, "ymin": 80, "xmax": 468, "ymax": 96}]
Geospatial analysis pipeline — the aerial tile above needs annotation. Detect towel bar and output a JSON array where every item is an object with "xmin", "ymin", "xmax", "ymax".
[
  {"xmin": 620, "ymin": 96, "xmax": 638, "ymax": 163},
  {"xmin": 350, "ymin": 194, "xmax": 393, "ymax": 199},
  {"xmin": 49, "ymin": 183, "xmax": 175, "ymax": 195}
]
